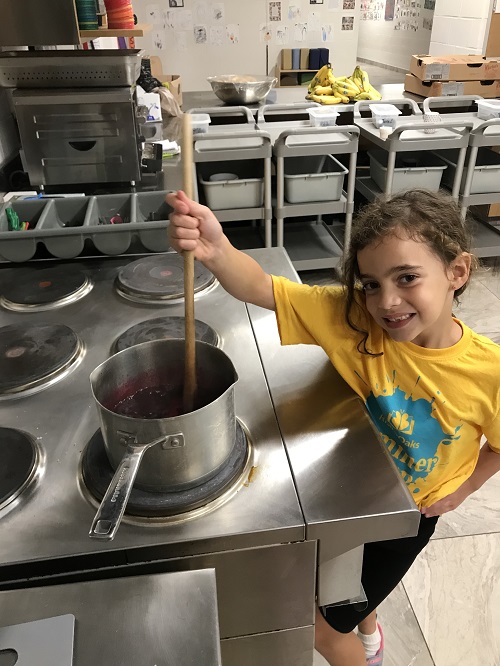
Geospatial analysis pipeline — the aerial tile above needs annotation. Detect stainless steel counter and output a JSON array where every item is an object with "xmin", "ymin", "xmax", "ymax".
[
  {"xmin": 0, "ymin": 569, "xmax": 222, "ymax": 666},
  {"xmin": 182, "ymin": 84, "xmax": 416, "ymax": 115}
]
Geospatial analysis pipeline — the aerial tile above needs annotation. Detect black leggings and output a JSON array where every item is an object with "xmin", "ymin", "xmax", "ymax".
[{"xmin": 323, "ymin": 514, "xmax": 439, "ymax": 633}]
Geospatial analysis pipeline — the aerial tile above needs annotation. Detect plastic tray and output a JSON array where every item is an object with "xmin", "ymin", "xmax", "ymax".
[
  {"xmin": 284, "ymin": 154, "xmax": 348, "ymax": 203},
  {"xmin": 368, "ymin": 150, "xmax": 448, "ymax": 194},
  {"xmin": 434, "ymin": 148, "xmax": 500, "ymax": 195},
  {"xmin": 198, "ymin": 161, "xmax": 264, "ymax": 210},
  {"xmin": 0, "ymin": 191, "xmax": 172, "ymax": 262},
  {"xmin": 476, "ymin": 99, "xmax": 500, "ymax": 121}
]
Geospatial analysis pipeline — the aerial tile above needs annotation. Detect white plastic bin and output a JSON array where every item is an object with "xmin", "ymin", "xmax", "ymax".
[
  {"xmin": 284, "ymin": 154, "xmax": 348, "ymax": 203},
  {"xmin": 434, "ymin": 148, "xmax": 500, "ymax": 195},
  {"xmin": 199, "ymin": 161, "xmax": 264, "ymax": 210},
  {"xmin": 307, "ymin": 107, "xmax": 339, "ymax": 127},
  {"xmin": 370, "ymin": 104, "xmax": 402, "ymax": 129},
  {"xmin": 476, "ymin": 99, "xmax": 500, "ymax": 121},
  {"xmin": 368, "ymin": 150, "xmax": 448, "ymax": 194},
  {"xmin": 190, "ymin": 113, "xmax": 211, "ymax": 134}
]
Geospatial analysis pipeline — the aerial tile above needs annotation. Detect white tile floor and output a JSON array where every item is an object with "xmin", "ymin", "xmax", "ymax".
[{"xmin": 303, "ymin": 258, "xmax": 500, "ymax": 666}]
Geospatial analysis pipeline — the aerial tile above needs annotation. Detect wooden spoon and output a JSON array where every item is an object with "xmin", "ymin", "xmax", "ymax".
[{"xmin": 182, "ymin": 113, "xmax": 196, "ymax": 413}]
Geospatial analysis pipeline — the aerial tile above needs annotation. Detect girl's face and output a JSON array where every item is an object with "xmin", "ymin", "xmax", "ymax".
[{"xmin": 357, "ymin": 232, "xmax": 470, "ymax": 348}]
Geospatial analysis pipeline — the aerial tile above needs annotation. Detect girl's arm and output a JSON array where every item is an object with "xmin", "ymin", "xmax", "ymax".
[
  {"xmin": 422, "ymin": 441, "xmax": 500, "ymax": 518},
  {"xmin": 166, "ymin": 191, "xmax": 275, "ymax": 311}
]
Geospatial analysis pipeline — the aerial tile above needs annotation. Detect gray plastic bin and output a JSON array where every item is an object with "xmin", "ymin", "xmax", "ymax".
[
  {"xmin": 433, "ymin": 148, "xmax": 500, "ymax": 195},
  {"xmin": 87, "ymin": 194, "xmax": 134, "ymax": 255},
  {"xmin": 0, "ymin": 199, "xmax": 53, "ymax": 262},
  {"xmin": 42, "ymin": 197, "xmax": 93, "ymax": 259},
  {"xmin": 198, "ymin": 161, "xmax": 264, "ymax": 210},
  {"xmin": 284, "ymin": 154, "xmax": 348, "ymax": 204},
  {"xmin": 368, "ymin": 150, "xmax": 448, "ymax": 194},
  {"xmin": 135, "ymin": 192, "xmax": 172, "ymax": 252}
]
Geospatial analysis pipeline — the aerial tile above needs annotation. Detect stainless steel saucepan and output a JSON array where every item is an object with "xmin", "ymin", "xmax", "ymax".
[{"xmin": 88, "ymin": 339, "xmax": 238, "ymax": 541}]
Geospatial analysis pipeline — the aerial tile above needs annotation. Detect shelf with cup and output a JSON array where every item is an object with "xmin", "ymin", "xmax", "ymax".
[{"xmin": 79, "ymin": 23, "xmax": 151, "ymax": 39}]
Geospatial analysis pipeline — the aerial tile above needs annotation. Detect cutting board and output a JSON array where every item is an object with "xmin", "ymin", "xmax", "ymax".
[{"xmin": 0, "ymin": 614, "xmax": 74, "ymax": 665}]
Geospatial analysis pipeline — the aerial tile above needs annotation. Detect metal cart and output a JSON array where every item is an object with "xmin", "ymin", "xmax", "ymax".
[
  {"xmin": 353, "ymin": 98, "xmax": 474, "ymax": 202},
  {"xmin": 422, "ymin": 96, "xmax": 500, "ymax": 258},
  {"xmin": 257, "ymin": 103, "xmax": 359, "ymax": 270},
  {"xmin": 188, "ymin": 106, "xmax": 273, "ymax": 248}
]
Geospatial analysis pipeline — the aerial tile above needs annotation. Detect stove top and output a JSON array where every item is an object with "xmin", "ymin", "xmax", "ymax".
[{"xmin": 0, "ymin": 252, "xmax": 303, "ymax": 579}]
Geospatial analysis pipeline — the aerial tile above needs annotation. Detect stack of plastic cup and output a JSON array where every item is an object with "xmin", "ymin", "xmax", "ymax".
[
  {"xmin": 104, "ymin": 0, "xmax": 135, "ymax": 29},
  {"xmin": 75, "ymin": 0, "xmax": 98, "ymax": 30}
]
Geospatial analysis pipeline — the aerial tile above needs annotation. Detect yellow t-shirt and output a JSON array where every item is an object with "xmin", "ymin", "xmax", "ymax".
[{"xmin": 273, "ymin": 276, "xmax": 500, "ymax": 508}]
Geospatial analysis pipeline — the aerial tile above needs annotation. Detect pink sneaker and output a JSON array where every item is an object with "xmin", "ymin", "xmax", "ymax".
[{"xmin": 366, "ymin": 623, "xmax": 384, "ymax": 666}]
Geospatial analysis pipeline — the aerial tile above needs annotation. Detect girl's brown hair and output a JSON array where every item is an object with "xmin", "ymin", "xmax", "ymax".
[{"xmin": 342, "ymin": 189, "xmax": 478, "ymax": 356}]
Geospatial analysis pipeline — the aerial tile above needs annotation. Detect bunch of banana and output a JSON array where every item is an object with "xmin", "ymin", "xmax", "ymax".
[
  {"xmin": 350, "ymin": 66, "xmax": 382, "ymax": 101},
  {"xmin": 305, "ymin": 64, "xmax": 382, "ymax": 104},
  {"xmin": 307, "ymin": 64, "xmax": 333, "ymax": 95}
]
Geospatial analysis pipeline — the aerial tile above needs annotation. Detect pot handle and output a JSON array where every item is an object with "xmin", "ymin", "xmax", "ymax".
[{"xmin": 88, "ymin": 435, "xmax": 166, "ymax": 541}]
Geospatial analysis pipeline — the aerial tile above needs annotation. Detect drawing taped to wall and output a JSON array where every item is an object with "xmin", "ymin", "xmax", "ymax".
[
  {"xmin": 275, "ymin": 25, "xmax": 289, "ymax": 43},
  {"xmin": 343, "ymin": 0, "xmax": 355, "ymax": 9},
  {"xmin": 422, "ymin": 16, "xmax": 432, "ymax": 29},
  {"xmin": 288, "ymin": 4, "xmax": 301, "ymax": 19},
  {"xmin": 194, "ymin": 25, "xmax": 207, "ymax": 43},
  {"xmin": 169, "ymin": 0, "xmax": 183, "ymax": 7},
  {"xmin": 384, "ymin": 0, "xmax": 395, "ymax": 20},
  {"xmin": 259, "ymin": 23, "xmax": 273, "ymax": 41},
  {"xmin": 423, "ymin": 0, "xmax": 434, "ymax": 8},
  {"xmin": 360, "ymin": 1, "xmax": 384, "ymax": 20},
  {"xmin": 226, "ymin": 23, "xmax": 240, "ymax": 43},
  {"xmin": 269, "ymin": 1, "xmax": 282, "ymax": 21},
  {"xmin": 310, "ymin": 0, "xmax": 324, "ymax": 4},
  {"xmin": 394, "ymin": 0, "xmax": 420, "ymax": 31},
  {"xmin": 341, "ymin": 15, "xmax": 354, "ymax": 28}
]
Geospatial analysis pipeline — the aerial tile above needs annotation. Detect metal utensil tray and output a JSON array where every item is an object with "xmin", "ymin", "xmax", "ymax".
[
  {"xmin": 0, "ymin": 192, "xmax": 172, "ymax": 262},
  {"xmin": 0, "ymin": 50, "xmax": 144, "ymax": 88}
]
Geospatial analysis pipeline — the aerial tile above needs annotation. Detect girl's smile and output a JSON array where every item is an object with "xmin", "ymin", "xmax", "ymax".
[{"xmin": 357, "ymin": 233, "xmax": 470, "ymax": 349}]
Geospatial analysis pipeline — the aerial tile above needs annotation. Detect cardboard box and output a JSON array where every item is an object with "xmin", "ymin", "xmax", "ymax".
[
  {"xmin": 149, "ymin": 56, "xmax": 182, "ymax": 106},
  {"xmin": 404, "ymin": 73, "xmax": 500, "ymax": 99},
  {"xmin": 410, "ymin": 54, "xmax": 500, "ymax": 81},
  {"xmin": 486, "ymin": 13, "xmax": 500, "ymax": 58},
  {"xmin": 474, "ymin": 203, "xmax": 500, "ymax": 219}
]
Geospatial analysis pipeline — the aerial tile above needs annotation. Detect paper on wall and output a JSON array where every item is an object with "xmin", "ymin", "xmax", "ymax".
[
  {"xmin": 210, "ymin": 26, "xmax": 224, "ymax": 45},
  {"xmin": 288, "ymin": 4, "xmax": 301, "ymax": 19},
  {"xmin": 193, "ymin": 1, "xmax": 208, "ymax": 25},
  {"xmin": 146, "ymin": 4, "xmax": 162, "ymax": 24},
  {"xmin": 321, "ymin": 24, "xmax": 334, "ymax": 41},
  {"xmin": 176, "ymin": 10, "xmax": 193, "ymax": 31},
  {"xmin": 268, "ymin": 1, "xmax": 282, "ymax": 21},
  {"xmin": 328, "ymin": 0, "xmax": 340, "ymax": 9},
  {"xmin": 308, "ymin": 11, "xmax": 320, "ymax": 30},
  {"xmin": 152, "ymin": 29, "xmax": 165, "ymax": 49},
  {"xmin": 293, "ymin": 22, "xmax": 308, "ymax": 41},
  {"xmin": 194, "ymin": 25, "xmax": 208, "ymax": 44},
  {"xmin": 226, "ymin": 24, "xmax": 240, "ymax": 44},
  {"xmin": 211, "ymin": 2, "xmax": 225, "ymax": 23},
  {"xmin": 259, "ymin": 23, "xmax": 273, "ymax": 42},
  {"xmin": 163, "ymin": 10, "xmax": 176, "ymax": 29},
  {"xmin": 274, "ymin": 24, "xmax": 289, "ymax": 44},
  {"xmin": 174, "ymin": 31, "xmax": 188, "ymax": 50}
]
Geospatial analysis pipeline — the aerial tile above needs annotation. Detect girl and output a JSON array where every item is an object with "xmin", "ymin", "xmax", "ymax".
[{"xmin": 166, "ymin": 188, "xmax": 500, "ymax": 666}]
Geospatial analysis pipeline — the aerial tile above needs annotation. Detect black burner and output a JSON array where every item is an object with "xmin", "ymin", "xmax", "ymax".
[
  {"xmin": 0, "ymin": 323, "xmax": 82, "ymax": 395},
  {"xmin": 0, "ymin": 428, "xmax": 37, "ymax": 509},
  {"xmin": 0, "ymin": 266, "xmax": 91, "ymax": 310},
  {"xmin": 82, "ymin": 423, "xmax": 248, "ymax": 517},
  {"xmin": 114, "ymin": 316, "xmax": 219, "ymax": 353},
  {"xmin": 116, "ymin": 255, "xmax": 215, "ymax": 302}
]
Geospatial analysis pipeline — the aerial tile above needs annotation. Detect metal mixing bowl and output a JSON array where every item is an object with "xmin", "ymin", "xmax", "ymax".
[{"xmin": 207, "ymin": 75, "xmax": 277, "ymax": 105}]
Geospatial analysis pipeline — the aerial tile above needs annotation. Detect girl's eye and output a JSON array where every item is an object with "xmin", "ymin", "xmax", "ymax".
[
  {"xmin": 400, "ymin": 274, "xmax": 418, "ymax": 284},
  {"xmin": 362, "ymin": 281, "xmax": 379, "ymax": 292}
]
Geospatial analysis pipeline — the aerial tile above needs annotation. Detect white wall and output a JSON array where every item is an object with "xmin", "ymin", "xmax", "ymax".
[
  {"xmin": 429, "ymin": 0, "xmax": 494, "ymax": 55},
  {"xmin": 357, "ymin": 2, "xmax": 434, "ymax": 71},
  {"xmin": 133, "ymin": 0, "xmax": 361, "ymax": 91}
]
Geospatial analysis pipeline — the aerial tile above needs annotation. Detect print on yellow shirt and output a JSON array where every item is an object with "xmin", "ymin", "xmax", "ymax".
[{"xmin": 365, "ymin": 378, "xmax": 462, "ymax": 497}]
